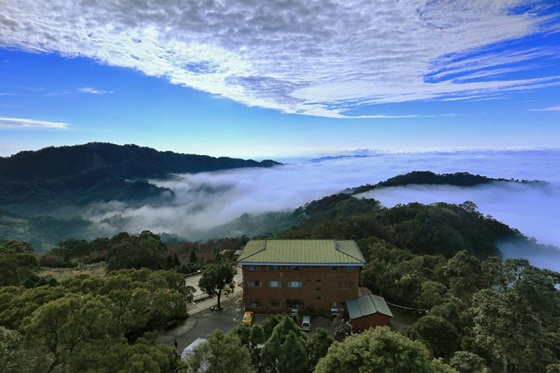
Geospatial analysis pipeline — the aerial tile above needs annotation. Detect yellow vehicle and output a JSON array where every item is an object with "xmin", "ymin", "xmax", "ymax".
[{"xmin": 242, "ymin": 311, "xmax": 254, "ymax": 325}]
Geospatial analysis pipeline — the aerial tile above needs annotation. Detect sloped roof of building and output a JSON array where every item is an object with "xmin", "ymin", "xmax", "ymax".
[
  {"xmin": 181, "ymin": 338, "xmax": 207, "ymax": 359},
  {"xmin": 346, "ymin": 294, "xmax": 393, "ymax": 319},
  {"xmin": 237, "ymin": 239, "xmax": 365, "ymax": 266}
]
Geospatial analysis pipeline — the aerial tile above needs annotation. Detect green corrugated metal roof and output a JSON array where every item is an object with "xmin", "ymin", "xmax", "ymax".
[
  {"xmin": 347, "ymin": 295, "xmax": 393, "ymax": 319},
  {"xmin": 237, "ymin": 239, "xmax": 365, "ymax": 266}
]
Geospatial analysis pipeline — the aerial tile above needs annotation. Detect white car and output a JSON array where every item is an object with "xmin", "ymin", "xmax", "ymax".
[{"xmin": 301, "ymin": 315, "xmax": 311, "ymax": 331}]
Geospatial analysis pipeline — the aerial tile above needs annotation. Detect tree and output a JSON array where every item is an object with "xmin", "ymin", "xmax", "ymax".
[
  {"xmin": 444, "ymin": 250, "xmax": 485, "ymax": 301},
  {"xmin": 307, "ymin": 327, "xmax": 334, "ymax": 369},
  {"xmin": 96, "ymin": 269, "xmax": 189, "ymax": 342},
  {"xmin": 332, "ymin": 317, "xmax": 352, "ymax": 341},
  {"xmin": 0, "ymin": 326, "xmax": 35, "ymax": 373},
  {"xmin": 106, "ymin": 231, "xmax": 168, "ymax": 271},
  {"xmin": 183, "ymin": 329, "xmax": 254, "ymax": 373},
  {"xmin": 471, "ymin": 260, "xmax": 560, "ymax": 373},
  {"xmin": 260, "ymin": 316, "xmax": 309, "ymax": 373},
  {"xmin": 416, "ymin": 280, "xmax": 448, "ymax": 309},
  {"xmin": 249, "ymin": 324, "xmax": 266, "ymax": 368},
  {"xmin": 314, "ymin": 327, "xmax": 455, "ymax": 373},
  {"xmin": 0, "ymin": 251, "xmax": 40, "ymax": 287},
  {"xmin": 23, "ymin": 294, "xmax": 113, "ymax": 373},
  {"xmin": 198, "ymin": 260, "xmax": 236, "ymax": 310},
  {"xmin": 405, "ymin": 315, "xmax": 460, "ymax": 359},
  {"xmin": 189, "ymin": 249, "xmax": 197, "ymax": 264},
  {"xmin": 261, "ymin": 330, "xmax": 309, "ymax": 373},
  {"xmin": 450, "ymin": 351, "xmax": 488, "ymax": 373}
]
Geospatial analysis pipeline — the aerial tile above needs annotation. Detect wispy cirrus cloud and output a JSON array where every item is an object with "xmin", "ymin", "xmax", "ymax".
[
  {"xmin": 0, "ymin": 1, "xmax": 559, "ymax": 118},
  {"xmin": 0, "ymin": 117, "xmax": 68, "ymax": 129},
  {"xmin": 78, "ymin": 87, "xmax": 114, "ymax": 95}
]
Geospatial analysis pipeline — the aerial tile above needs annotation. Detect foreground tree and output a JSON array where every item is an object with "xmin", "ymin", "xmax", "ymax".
[
  {"xmin": 260, "ymin": 316, "xmax": 309, "ymax": 373},
  {"xmin": 198, "ymin": 260, "xmax": 236, "ymax": 310},
  {"xmin": 23, "ymin": 294, "xmax": 112, "ymax": 373},
  {"xmin": 314, "ymin": 327, "xmax": 455, "ymax": 373},
  {"xmin": 449, "ymin": 351, "xmax": 488, "ymax": 373},
  {"xmin": 183, "ymin": 329, "xmax": 254, "ymax": 373},
  {"xmin": 307, "ymin": 327, "xmax": 334, "ymax": 369},
  {"xmin": 405, "ymin": 314, "xmax": 460, "ymax": 359},
  {"xmin": 0, "ymin": 326, "xmax": 35, "ymax": 373},
  {"xmin": 471, "ymin": 259, "xmax": 560, "ymax": 373}
]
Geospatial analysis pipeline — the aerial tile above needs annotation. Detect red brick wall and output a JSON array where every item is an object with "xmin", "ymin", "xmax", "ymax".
[
  {"xmin": 350, "ymin": 313, "xmax": 391, "ymax": 331},
  {"xmin": 241, "ymin": 265, "xmax": 361, "ymax": 314}
]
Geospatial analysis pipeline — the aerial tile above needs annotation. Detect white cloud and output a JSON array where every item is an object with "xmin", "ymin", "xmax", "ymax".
[
  {"xmin": 532, "ymin": 104, "xmax": 560, "ymax": 111},
  {"xmin": 78, "ymin": 87, "xmax": 114, "ymax": 95},
  {"xmin": 0, "ymin": 117, "xmax": 68, "ymax": 129},
  {"xmin": 83, "ymin": 150, "xmax": 560, "ymax": 256},
  {"xmin": 0, "ymin": 0, "xmax": 558, "ymax": 117}
]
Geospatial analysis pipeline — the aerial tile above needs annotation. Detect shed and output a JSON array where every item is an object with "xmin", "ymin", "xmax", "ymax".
[{"xmin": 346, "ymin": 294, "xmax": 393, "ymax": 331}]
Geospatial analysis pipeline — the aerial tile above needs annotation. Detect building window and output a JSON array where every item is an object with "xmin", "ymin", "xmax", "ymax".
[
  {"xmin": 268, "ymin": 280, "xmax": 282, "ymax": 288},
  {"xmin": 267, "ymin": 265, "xmax": 279, "ymax": 271},
  {"xmin": 249, "ymin": 299, "xmax": 261, "ymax": 308},
  {"xmin": 269, "ymin": 299, "xmax": 281, "ymax": 308},
  {"xmin": 338, "ymin": 281, "xmax": 354, "ymax": 289},
  {"xmin": 347, "ymin": 266, "xmax": 355, "ymax": 272},
  {"xmin": 247, "ymin": 280, "xmax": 261, "ymax": 287},
  {"xmin": 315, "ymin": 287, "xmax": 321, "ymax": 291},
  {"xmin": 289, "ymin": 266, "xmax": 301, "ymax": 271},
  {"xmin": 287, "ymin": 299, "xmax": 304, "ymax": 308},
  {"xmin": 330, "ymin": 266, "xmax": 338, "ymax": 272},
  {"xmin": 316, "ymin": 296, "xmax": 321, "ymax": 300},
  {"xmin": 287, "ymin": 281, "xmax": 303, "ymax": 288},
  {"xmin": 246, "ymin": 265, "xmax": 261, "ymax": 271}
]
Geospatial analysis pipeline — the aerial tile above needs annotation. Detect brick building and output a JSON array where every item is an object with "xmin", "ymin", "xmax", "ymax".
[{"xmin": 237, "ymin": 239, "xmax": 366, "ymax": 314}]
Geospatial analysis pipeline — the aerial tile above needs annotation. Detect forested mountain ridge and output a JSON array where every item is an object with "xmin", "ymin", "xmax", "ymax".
[
  {"xmin": 350, "ymin": 170, "xmax": 545, "ymax": 194},
  {"xmin": 0, "ymin": 142, "xmax": 280, "ymax": 207},
  {"xmin": 0, "ymin": 142, "xmax": 280, "ymax": 180}
]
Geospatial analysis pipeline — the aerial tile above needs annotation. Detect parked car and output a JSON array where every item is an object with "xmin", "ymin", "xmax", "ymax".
[
  {"xmin": 301, "ymin": 315, "xmax": 311, "ymax": 331},
  {"xmin": 242, "ymin": 311, "xmax": 254, "ymax": 325}
]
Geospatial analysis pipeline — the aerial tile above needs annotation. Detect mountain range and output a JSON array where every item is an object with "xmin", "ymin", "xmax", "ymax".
[{"xmin": 0, "ymin": 142, "xmax": 280, "ymax": 210}]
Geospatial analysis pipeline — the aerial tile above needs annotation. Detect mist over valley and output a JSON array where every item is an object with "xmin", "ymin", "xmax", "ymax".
[{"xmin": 1, "ymin": 145, "xmax": 558, "ymax": 270}]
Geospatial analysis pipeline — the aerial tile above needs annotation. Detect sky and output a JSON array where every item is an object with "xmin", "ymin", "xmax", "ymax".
[{"xmin": 1, "ymin": 0, "xmax": 560, "ymax": 159}]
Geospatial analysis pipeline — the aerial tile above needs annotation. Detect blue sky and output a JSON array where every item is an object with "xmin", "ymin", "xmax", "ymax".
[{"xmin": 1, "ymin": 0, "xmax": 560, "ymax": 159}]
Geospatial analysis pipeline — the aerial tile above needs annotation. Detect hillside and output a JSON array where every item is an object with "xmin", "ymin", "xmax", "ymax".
[
  {"xmin": 0, "ymin": 142, "xmax": 280, "ymax": 209},
  {"xmin": 350, "ymin": 170, "xmax": 544, "ymax": 194}
]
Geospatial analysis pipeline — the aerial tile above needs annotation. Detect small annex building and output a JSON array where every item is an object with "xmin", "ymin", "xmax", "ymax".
[
  {"xmin": 237, "ymin": 239, "xmax": 366, "ymax": 314},
  {"xmin": 346, "ymin": 294, "xmax": 393, "ymax": 331},
  {"xmin": 181, "ymin": 338, "xmax": 207, "ymax": 359}
]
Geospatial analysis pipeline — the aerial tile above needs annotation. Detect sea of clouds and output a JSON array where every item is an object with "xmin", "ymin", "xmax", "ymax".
[{"xmin": 84, "ymin": 149, "xmax": 560, "ymax": 270}]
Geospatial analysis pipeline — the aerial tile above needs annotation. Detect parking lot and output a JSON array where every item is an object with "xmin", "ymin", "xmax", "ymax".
[{"xmin": 158, "ymin": 292, "xmax": 336, "ymax": 352}]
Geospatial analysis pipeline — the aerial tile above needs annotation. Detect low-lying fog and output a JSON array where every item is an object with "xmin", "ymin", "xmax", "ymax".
[{"xmin": 85, "ymin": 149, "xmax": 560, "ymax": 270}]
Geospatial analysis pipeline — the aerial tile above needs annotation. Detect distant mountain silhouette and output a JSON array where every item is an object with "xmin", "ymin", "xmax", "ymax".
[
  {"xmin": 0, "ymin": 142, "xmax": 280, "ymax": 208},
  {"xmin": 349, "ymin": 171, "xmax": 544, "ymax": 194}
]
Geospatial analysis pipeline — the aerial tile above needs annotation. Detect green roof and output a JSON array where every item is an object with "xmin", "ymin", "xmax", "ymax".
[
  {"xmin": 346, "ymin": 295, "xmax": 393, "ymax": 319},
  {"xmin": 237, "ymin": 239, "xmax": 365, "ymax": 266}
]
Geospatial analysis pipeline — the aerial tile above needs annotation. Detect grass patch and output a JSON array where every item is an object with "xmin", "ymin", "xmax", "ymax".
[
  {"xmin": 40, "ymin": 263, "xmax": 106, "ymax": 281},
  {"xmin": 390, "ymin": 307, "xmax": 423, "ymax": 331}
]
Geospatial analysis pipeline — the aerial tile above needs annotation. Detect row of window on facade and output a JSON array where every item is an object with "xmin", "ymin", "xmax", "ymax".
[
  {"xmin": 248, "ymin": 299, "xmax": 343, "ymax": 309},
  {"xmin": 244, "ymin": 265, "xmax": 356, "ymax": 272},
  {"xmin": 246, "ymin": 280, "xmax": 355, "ymax": 289}
]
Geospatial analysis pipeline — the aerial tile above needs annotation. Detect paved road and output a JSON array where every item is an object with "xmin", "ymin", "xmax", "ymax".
[
  {"xmin": 158, "ymin": 292, "xmax": 245, "ymax": 352},
  {"xmin": 158, "ymin": 268, "xmax": 244, "ymax": 352}
]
